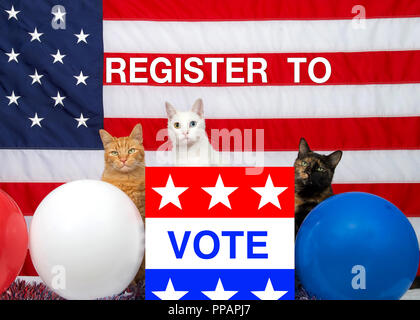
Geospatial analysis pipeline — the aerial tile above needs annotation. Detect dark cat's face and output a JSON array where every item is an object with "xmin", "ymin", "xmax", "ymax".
[{"xmin": 294, "ymin": 138, "xmax": 342, "ymax": 192}]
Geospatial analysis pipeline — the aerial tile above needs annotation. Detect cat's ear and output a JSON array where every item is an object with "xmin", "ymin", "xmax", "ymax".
[
  {"xmin": 130, "ymin": 123, "xmax": 143, "ymax": 144},
  {"xmin": 191, "ymin": 98, "xmax": 204, "ymax": 118},
  {"xmin": 298, "ymin": 138, "xmax": 311, "ymax": 158},
  {"xmin": 328, "ymin": 150, "xmax": 343, "ymax": 168},
  {"xmin": 99, "ymin": 129, "xmax": 114, "ymax": 147},
  {"xmin": 165, "ymin": 102, "xmax": 177, "ymax": 119}
]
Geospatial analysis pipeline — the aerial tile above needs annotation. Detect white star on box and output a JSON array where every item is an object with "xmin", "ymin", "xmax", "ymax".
[
  {"xmin": 29, "ymin": 113, "xmax": 44, "ymax": 128},
  {"xmin": 5, "ymin": 5, "xmax": 20, "ymax": 20},
  {"xmin": 153, "ymin": 175, "xmax": 188, "ymax": 209},
  {"xmin": 202, "ymin": 278, "xmax": 238, "ymax": 300},
  {"xmin": 52, "ymin": 7, "xmax": 66, "ymax": 22},
  {"xmin": 5, "ymin": 48, "xmax": 20, "ymax": 63},
  {"xmin": 252, "ymin": 174, "xmax": 287, "ymax": 209},
  {"xmin": 29, "ymin": 69, "xmax": 43, "ymax": 85},
  {"xmin": 202, "ymin": 175, "xmax": 237, "ymax": 209},
  {"xmin": 74, "ymin": 29, "xmax": 89, "ymax": 44},
  {"xmin": 74, "ymin": 71, "xmax": 89, "ymax": 85},
  {"xmin": 152, "ymin": 278, "xmax": 188, "ymax": 300},
  {"xmin": 251, "ymin": 278, "xmax": 288, "ymax": 300},
  {"xmin": 51, "ymin": 91, "xmax": 66, "ymax": 107},
  {"xmin": 6, "ymin": 91, "xmax": 20, "ymax": 106},
  {"xmin": 74, "ymin": 114, "xmax": 89, "ymax": 128},
  {"xmin": 51, "ymin": 49, "xmax": 66, "ymax": 64},
  {"xmin": 28, "ymin": 28, "xmax": 43, "ymax": 42}
]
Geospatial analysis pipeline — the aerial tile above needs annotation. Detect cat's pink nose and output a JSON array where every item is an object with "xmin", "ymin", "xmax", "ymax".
[{"xmin": 120, "ymin": 159, "xmax": 127, "ymax": 164}]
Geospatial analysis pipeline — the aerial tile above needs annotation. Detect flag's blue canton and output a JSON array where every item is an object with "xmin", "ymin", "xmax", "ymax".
[
  {"xmin": 146, "ymin": 269, "xmax": 295, "ymax": 300},
  {"xmin": 0, "ymin": 1, "xmax": 103, "ymax": 149}
]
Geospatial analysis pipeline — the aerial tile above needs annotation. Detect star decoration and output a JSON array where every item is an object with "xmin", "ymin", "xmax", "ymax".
[
  {"xmin": 251, "ymin": 279, "xmax": 288, "ymax": 300},
  {"xmin": 6, "ymin": 91, "xmax": 21, "ymax": 106},
  {"xmin": 74, "ymin": 71, "xmax": 89, "ymax": 85},
  {"xmin": 152, "ymin": 278, "xmax": 188, "ymax": 300},
  {"xmin": 74, "ymin": 113, "xmax": 89, "ymax": 128},
  {"xmin": 201, "ymin": 278, "xmax": 238, "ymax": 300},
  {"xmin": 5, "ymin": 5, "xmax": 20, "ymax": 20},
  {"xmin": 52, "ymin": 7, "xmax": 66, "ymax": 22},
  {"xmin": 29, "ymin": 113, "xmax": 44, "ymax": 128},
  {"xmin": 152, "ymin": 175, "xmax": 188, "ymax": 209},
  {"xmin": 29, "ymin": 69, "xmax": 43, "ymax": 85},
  {"xmin": 28, "ymin": 28, "xmax": 43, "ymax": 42},
  {"xmin": 252, "ymin": 175, "xmax": 287, "ymax": 209},
  {"xmin": 74, "ymin": 29, "xmax": 89, "ymax": 44},
  {"xmin": 202, "ymin": 175, "xmax": 238, "ymax": 209},
  {"xmin": 51, "ymin": 49, "xmax": 66, "ymax": 64},
  {"xmin": 51, "ymin": 91, "xmax": 66, "ymax": 106},
  {"xmin": 5, "ymin": 48, "xmax": 20, "ymax": 63}
]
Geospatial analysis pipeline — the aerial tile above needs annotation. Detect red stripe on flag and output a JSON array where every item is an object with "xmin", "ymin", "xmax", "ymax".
[
  {"xmin": 103, "ymin": 117, "xmax": 420, "ymax": 152},
  {"xmin": 20, "ymin": 250, "xmax": 37, "ymax": 277},
  {"xmin": 103, "ymin": 0, "xmax": 420, "ymax": 21},
  {"xmin": 0, "ymin": 183, "xmax": 63, "ymax": 215},
  {"xmin": 5, "ymin": 183, "xmax": 420, "ymax": 219},
  {"xmin": 333, "ymin": 183, "xmax": 420, "ymax": 217},
  {"xmin": 103, "ymin": 51, "xmax": 420, "ymax": 86}
]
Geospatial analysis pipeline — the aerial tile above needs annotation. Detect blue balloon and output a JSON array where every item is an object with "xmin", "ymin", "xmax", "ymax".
[{"xmin": 296, "ymin": 192, "xmax": 419, "ymax": 300}]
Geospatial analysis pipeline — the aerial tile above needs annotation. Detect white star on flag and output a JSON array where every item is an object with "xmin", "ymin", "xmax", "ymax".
[
  {"xmin": 51, "ymin": 91, "xmax": 66, "ymax": 106},
  {"xmin": 29, "ymin": 69, "xmax": 43, "ymax": 85},
  {"xmin": 201, "ymin": 278, "xmax": 238, "ymax": 300},
  {"xmin": 51, "ymin": 49, "xmax": 66, "ymax": 64},
  {"xmin": 5, "ymin": 5, "xmax": 20, "ymax": 20},
  {"xmin": 153, "ymin": 175, "xmax": 188, "ymax": 209},
  {"xmin": 29, "ymin": 113, "xmax": 44, "ymax": 128},
  {"xmin": 52, "ymin": 7, "xmax": 66, "ymax": 22},
  {"xmin": 152, "ymin": 278, "xmax": 188, "ymax": 300},
  {"xmin": 202, "ymin": 175, "xmax": 238, "ymax": 209},
  {"xmin": 252, "ymin": 174, "xmax": 287, "ymax": 209},
  {"xmin": 74, "ymin": 71, "xmax": 89, "ymax": 85},
  {"xmin": 74, "ymin": 29, "xmax": 89, "ymax": 44},
  {"xmin": 6, "ymin": 91, "xmax": 20, "ymax": 106},
  {"xmin": 251, "ymin": 279, "xmax": 288, "ymax": 300},
  {"xmin": 5, "ymin": 48, "xmax": 20, "ymax": 63},
  {"xmin": 28, "ymin": 28, "xmax": 43, "ymax": 42},
  {"xmin": 74, "ymin": 114, "xmax": 89, "ymax": 128}
]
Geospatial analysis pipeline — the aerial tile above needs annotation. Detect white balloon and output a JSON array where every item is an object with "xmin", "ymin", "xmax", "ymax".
[{"xmin": 29, "ymin": 180, "xmax": 144, "ymax": 300}]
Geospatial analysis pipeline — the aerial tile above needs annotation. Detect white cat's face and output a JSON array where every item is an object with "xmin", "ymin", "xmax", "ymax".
[{"xmin": 166, "ymin": 99, "xmax": 206, "ymax": 146}]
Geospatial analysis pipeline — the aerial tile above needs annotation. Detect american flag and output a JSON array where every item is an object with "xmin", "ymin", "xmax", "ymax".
[{"xmin": 1, "ymin": 0, "xmax": 420, "ymax": 278}]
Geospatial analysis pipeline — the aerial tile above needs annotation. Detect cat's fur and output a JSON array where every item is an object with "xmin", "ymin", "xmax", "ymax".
[
  {"xmin": 294, "ymin": 138, "xmax": 342, "ymax": 234},
  {"xmin": 165, "ymin": 98, "xmax": 221, "ymax": 166},
  {"xmin": 99, "ymin": 123, "xmax": 145, "ymax": 282}
]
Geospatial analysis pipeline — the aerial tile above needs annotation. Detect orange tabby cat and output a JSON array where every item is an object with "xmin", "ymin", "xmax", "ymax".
[{"xmin": 99, "ymin": 123, "xmax": 145, "ymax": 282}]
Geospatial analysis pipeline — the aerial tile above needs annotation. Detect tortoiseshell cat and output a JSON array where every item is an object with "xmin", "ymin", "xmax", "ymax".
[
  {"xmin": 99, "ymin": 123, "xmax": 145, "ymax": 283},
  {"xmin": 294, "ymin": 138, "xmax": 342, "ymax": 234}
]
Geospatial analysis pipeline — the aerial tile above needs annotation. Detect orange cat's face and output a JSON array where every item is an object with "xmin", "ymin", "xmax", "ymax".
[{"xmin": 100, "ymin": 124, "xmax": 145, "ymax": 173}]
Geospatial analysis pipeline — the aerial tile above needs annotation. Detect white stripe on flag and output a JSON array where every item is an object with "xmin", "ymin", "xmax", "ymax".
[
  {"xmin": 103, "ymin": 18, "xmax": 420, "ymax": 53},
  {"xmin": 408, "ymin": 218, "xmax": 420, "ymax": 248},
  {"xmin": 1, "ymin": 149, "xmax": 420, "ymax": 183},
  {"xmin": 103, "ymin": 84, "xmax": 420, "ymax": 118}
]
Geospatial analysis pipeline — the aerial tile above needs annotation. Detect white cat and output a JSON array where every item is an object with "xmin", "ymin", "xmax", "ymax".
[{"xmin": 165, "ymin": 98, "xmax": 222, "ymax": 166}]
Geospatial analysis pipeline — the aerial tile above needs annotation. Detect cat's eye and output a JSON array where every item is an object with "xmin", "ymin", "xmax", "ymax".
[
  {"xmin": 189, "ymin": 121, "xmax": 197, "ymax": 128},
  {"xmin": 173, "ymin": 122, "xmax": 180, "ymax": 129},
  {"xmin": 301, "ymin": 161, "xmax": 308, "ymax": 166},
  {"xmin": 128, "ymin": 148, "xmax": 136, "ymax": 154},
  {"xmin": 317, "ymin": 167, "xmax": 325, "ymax": 172},
  {"xmin": 110, "ymin": 151, "xmax": 118, "ymax": 156}
]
